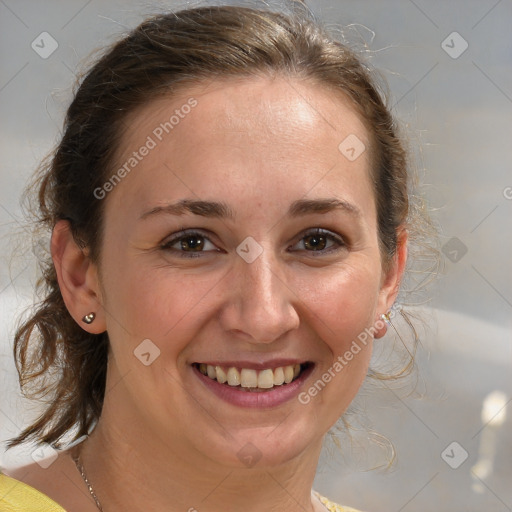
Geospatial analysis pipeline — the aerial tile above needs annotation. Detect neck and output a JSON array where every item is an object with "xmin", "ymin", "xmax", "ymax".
[{"xmin": 80, "ymin": 378, "xmax": 323, "ymax": 511}]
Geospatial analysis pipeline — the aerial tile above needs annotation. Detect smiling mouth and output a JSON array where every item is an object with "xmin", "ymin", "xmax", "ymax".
[{"xmin": 193, "ymin": 362, "xmax": 312, "ymax": 392}]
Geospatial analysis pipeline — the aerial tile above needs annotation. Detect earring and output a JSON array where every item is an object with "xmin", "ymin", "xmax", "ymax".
[
  {"xmin": 82, "ymin": 312, "xmax": 96, "ymax": 324},
  {"xmin": 380, "ymin": 311, "xmax": 392, "ymax": 325}
]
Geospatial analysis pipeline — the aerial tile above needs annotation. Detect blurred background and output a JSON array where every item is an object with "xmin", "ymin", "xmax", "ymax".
[{"xmin": 0, "ymin": 1, "xmax": 510, "ymax": 511}]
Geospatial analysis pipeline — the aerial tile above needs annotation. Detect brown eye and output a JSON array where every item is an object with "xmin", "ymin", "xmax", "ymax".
[
  {"xmin": 161, "ymin": 230, "xmax": 218, "ymax": 258},
  {"xmin": 303, "ymin": 233, "xmax": 328, "ymax": 251},
  {"xmin": 290, "ymin": 228, "xmax": 345, "ymax": 255},
  {"xmin": 180, "ymin": 235, "xmax": 205, "ymax": 251}
]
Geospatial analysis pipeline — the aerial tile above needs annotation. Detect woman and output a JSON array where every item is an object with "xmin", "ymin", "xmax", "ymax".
[{"xmin": 1, "ymin": 4, "xmax": 416, "ymax": 511}]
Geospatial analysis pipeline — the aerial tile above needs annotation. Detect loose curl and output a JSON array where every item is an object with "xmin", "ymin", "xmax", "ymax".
[{"xmin": 8, "ymin": 3, "xmax": 438, "ymax": 449}]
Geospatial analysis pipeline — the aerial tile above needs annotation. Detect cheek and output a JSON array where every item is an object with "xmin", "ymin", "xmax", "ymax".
[
  {"xmin": 297, "ymin": 262, "xmax": 381, "ymax": 353},
  {"xmin": 99, "ymin": 252, "xmax": 225, "ymax": 362},
  {"xmin": 293, "ymin": 261, "xmax": 381, "ymax": 414}
]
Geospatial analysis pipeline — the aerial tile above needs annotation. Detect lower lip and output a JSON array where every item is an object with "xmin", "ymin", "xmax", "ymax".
[{"xmin": 192, "ymin": 365, "xmax": 314, "ymax": 408}]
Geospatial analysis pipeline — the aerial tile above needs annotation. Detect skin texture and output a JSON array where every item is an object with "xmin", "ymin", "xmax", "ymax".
[{"xmin": 9, "ymin": 76, "xmax": 407, "ymax": 512}]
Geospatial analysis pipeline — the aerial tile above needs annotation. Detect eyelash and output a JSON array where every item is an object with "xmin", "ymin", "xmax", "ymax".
[{"xmin": 160, "ymin": 228, "xmax": 346, "ymax": 258}]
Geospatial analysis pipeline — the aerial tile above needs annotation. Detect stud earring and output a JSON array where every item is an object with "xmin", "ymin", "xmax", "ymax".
[
  {"xmin": 380, "ymin": 311, "xmax": 392, "ymax": 325},
  {"xmin": 82, "ymin": 312, "xmax": 96, "ymax": 324}
]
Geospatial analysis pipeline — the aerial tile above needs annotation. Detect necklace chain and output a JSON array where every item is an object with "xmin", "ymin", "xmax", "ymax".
[
  {"xmin": 72, "ymin": 448, "xmax": 321, "ymax": 512},
  {"xmin": 72, "ymin": 450, "xmax": 104, "ymax": 511}
]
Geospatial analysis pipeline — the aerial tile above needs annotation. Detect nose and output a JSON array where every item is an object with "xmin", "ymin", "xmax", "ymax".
[{"xmin": 218, "ymin": 249, "xmax": 300, "ymax": 344}]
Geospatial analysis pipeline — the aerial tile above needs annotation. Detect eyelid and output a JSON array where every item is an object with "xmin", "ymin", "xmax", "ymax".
[
  {"xmin": 288, "ymin": 227, "xmax": 346, "ymax": 254},
  {"xmin": 160, "ymin": 227, "xmax": 212, "ymax": 245},
  {"xmin": 160, "ymin": 228, "xmax": 220, "ymax": 257}
]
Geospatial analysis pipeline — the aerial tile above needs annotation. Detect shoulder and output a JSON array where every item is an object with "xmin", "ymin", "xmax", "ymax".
[
  {"xmin": 0, "ymin": 472, "xmax": 66, "ymax": 512},
  {"xmin": 1, "ymin": 449, "xmax": 93, "ymax": 512},
  {"xmin": 313, "ymin": 490, "xmax": 367, "ymax": 512}
]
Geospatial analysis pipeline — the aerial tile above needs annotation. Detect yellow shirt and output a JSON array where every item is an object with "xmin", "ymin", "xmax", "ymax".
[
  {"xmin": 0, "ymin": 474, "xmax": 65, "ymax": 511},
  {"xmin": 0, "ymin": 473, "xmax": 363, "ymax": 512}
]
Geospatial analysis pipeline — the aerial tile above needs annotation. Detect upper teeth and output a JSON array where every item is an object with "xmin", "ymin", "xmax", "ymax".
[{"xmin": 198, "ymin": 363, "xmax": 302, "ymax": 389}]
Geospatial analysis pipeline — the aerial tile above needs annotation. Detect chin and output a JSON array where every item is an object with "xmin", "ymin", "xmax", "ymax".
[{"xmin": 189, "ymin": 418, "xmax": 320, "ymax": 470}]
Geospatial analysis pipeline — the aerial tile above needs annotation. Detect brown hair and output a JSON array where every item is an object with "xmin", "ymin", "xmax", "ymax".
[{"xmin": 9, "ymin": 4, "xmax": 435, "ymax": 449}]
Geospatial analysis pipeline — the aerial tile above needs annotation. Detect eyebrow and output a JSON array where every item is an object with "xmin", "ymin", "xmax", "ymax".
[{"xmin": 139, "ymin": 198, "xmax": 361, "ymax": 221}]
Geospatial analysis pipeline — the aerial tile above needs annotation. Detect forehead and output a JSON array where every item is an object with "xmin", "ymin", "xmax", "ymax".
[{"xmin": 106, "ymin": 76, "xmax": 374, "ymax": 220}]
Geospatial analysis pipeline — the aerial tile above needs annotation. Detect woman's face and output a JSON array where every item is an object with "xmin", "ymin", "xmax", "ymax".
[{"xmin": 94, "ymin": 76, "xmax": 402, "ymax": 468}]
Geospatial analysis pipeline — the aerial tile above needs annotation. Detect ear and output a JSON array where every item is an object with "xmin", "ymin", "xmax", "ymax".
[
  {"xmin": 51, "ymin": 219, "xmax": 106, "ymax": 334},
  {"xmin": 374, "ymin": 227, "xmax": 408, "ymax": 339}
]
